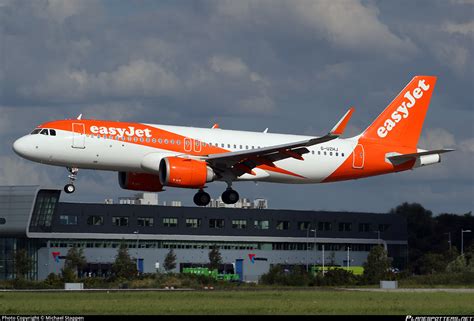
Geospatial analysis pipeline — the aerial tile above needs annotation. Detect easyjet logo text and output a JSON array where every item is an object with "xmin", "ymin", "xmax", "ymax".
[
  {"xmin": 377, "ymin": 79, "xmax": 430, "ymax": 138},
  {"xmin": 90, "ymin": 126, "xmax": 152, "ymax": 138}
]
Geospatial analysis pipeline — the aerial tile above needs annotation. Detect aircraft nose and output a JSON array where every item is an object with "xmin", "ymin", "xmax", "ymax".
[{"xmin": 12, "ymin": 136, "xmax": 29, "ymax": 158}]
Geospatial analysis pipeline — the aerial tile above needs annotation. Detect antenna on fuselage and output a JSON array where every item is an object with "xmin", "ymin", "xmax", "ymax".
[
  {"xmin": 263, "ymin": 128, "xmax": 268, "ymax": 133},
  {"xmin": 77, "ymin": 114, "xmax": 83, "ymax": 120}
]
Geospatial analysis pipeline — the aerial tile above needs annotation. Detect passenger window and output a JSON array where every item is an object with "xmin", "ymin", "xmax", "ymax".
[
  {"xmin": 227, "ymin": 144, "xmax": 231, "ymax": 148},
  {"xmin": 239, "ymin": 145, "xmax": 242, "ymax": 149},
  {"xmin": 336, "ymin": 152, "xmax": 338, "ymax": 156},
  {"xmin": 330, "ymin": 152, "xmax": 333, "ymax": 156},
  {"xmin": 234, "ymin": 144, "xmax": 237, "ymax": 149},
  {"xmin": 318, "ymin": 151, "xmax": 321, "ymax": 155},
  {"xmin": 246, "ymin": 145, "xmax": 249, "ymax": 149},
  {"xmin": 342, "ymin": 153, "xmax": 345, "ymax": 157},
  {"xmin": 40, "ymin": 129, "xmax": 49, "ymax": 135}
]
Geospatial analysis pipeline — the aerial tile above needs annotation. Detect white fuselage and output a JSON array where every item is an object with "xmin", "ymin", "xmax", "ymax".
[{"xmin": 13, "ymin": 123, "xmax": 358, "ymax": 184}]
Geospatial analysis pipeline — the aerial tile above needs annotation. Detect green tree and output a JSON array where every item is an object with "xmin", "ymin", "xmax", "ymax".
[
  {"xmin": 163, "ymin": 249, "xmax": 177, "ymax": 272},
  {"xmin": 208, "ymin": 245, "xmax": 222, "ymax": 271},
  {"xmin": 14, "ymin": 249, "xmax": 34, "ymax": 279},
  {"xmin": 446, "ymin": 255, "xmax": 468, "ymax": 273},
  {"xmin": 64, "ymin": 247, "xmax": 87, "ymax": 277},
  {"xmin": 416, "ymin": 253, "xmax": 448, "ymax": 275},
  {"xmin": 112, "ymin": 243, "xmax": 137, "ymax": 279},
  {"xmin": 362, "ymin": 245, "xmax": 391, "ymax": 284},
  {"xmin": 390, "ymin": 202, "xmax": 434, "ymax": 271}
]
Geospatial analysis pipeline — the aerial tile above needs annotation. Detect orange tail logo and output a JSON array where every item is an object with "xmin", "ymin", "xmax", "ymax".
[{"xmin": 362, "ymin": 76, "xmax": 437, "ymax": 148}]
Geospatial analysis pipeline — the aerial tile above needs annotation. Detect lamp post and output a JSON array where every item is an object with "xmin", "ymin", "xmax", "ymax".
[
  {"xmin": 311, "ymin": 229, "xmax": 317, "ymax": 273},
  {"xmin": 133, "ymin": 230, "xmax": 139, "ymax": 273},
  {"xmin": 346, "ymin": 246, "xmax": 350, "ymax": 269},
  {"xmin": 306, "ymin": 226, "xmax": 310, "ymax": 272},
  {"xmin": 444, "ymin": 232, "xmax": 452, "ymax": 251},
  {"xmin": 461, "ymin": 229, "xmax": 471, "ymax": 256},
  {"xmin": 374, "ymin": 230, "xmax": 381, "ymax": 246},
  {"xmin": 322, "ymin": 244, "xmax": 325, "ymax": 277}
]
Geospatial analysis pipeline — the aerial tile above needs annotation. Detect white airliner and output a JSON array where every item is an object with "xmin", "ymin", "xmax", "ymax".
[{"xmin": 13, "ymin": 76, "xmax": 453, "ymax": 206}]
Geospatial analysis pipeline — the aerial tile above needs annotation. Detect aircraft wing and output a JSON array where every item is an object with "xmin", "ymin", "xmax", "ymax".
[{"xmin": 203, "ymin": 108, "xmax": 354, "ymax": 177}]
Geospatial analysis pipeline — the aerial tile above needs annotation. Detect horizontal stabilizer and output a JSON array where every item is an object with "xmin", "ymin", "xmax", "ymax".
[{"xmin": 388, "ymin": 149, "xmax": 454, "ymax": 161}]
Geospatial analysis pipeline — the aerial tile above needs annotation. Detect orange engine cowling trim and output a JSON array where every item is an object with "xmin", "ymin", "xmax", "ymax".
[
  {"xmin": 118, "ymin": 172, "xmax": 164, "ymax": 192},
  {"xmin": 159, "ymin": 157, "xmax": 214, "ymax": 188}
]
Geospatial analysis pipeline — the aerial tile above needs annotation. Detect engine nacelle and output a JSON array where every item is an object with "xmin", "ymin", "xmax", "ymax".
[
  {"xmin": 118, "ymin": 172, "xmax": 164, "ymax": 192},
  {"xmin": 413, "ymin": 154, "xmax": 441, "ymax": 168},
  {"xmin": 159, "ymin": 157, "xmax": 215, "ymax": 188}
]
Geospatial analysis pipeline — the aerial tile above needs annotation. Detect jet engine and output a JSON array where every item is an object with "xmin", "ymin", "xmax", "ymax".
[
  {"xmin": 118, "ymin": 172, "xmax": 164, "ymax": 192},
  {"xmin": 159, "ymin": 157, "xmax": 215, "ymax": 188}
]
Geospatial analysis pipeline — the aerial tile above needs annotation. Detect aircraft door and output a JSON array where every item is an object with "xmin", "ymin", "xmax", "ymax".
[
  {"xmin": 352, "ymin": 144, "xmax": 364, "ymax": 169},
  {"xmin": 72, "ymin": 123, "xmax": 86, "ymax": 149},
  {"xmin": 184, "ymin": 138, "xmax": 192, "ymax": 152}
]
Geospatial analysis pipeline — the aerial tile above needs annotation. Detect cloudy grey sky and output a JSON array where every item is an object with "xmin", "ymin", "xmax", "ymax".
[{"xmin": 0, "ymin": 0, "xmax": 473, "ymax": 214}]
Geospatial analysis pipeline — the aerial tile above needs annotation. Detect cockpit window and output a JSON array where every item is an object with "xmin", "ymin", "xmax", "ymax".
[
  {"xmin": 40, "ymin": 129, "xmax": 49, "ymax": 135},
  {"xmin": 31, "ymin": 129, "xmax": 41, "ymax": 135},
  {"xmin": 49, "ymin": 129, "xmax": 56, "ymax": 136}
]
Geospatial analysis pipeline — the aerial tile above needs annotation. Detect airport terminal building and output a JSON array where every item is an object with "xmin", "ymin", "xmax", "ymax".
[{"xmin": 0, "ymin": 186, "xmax": 408, "ymax": 282}]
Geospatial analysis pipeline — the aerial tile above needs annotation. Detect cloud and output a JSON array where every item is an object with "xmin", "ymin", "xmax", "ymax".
[
  {"xmin": 443, "ymin": 21, "xmax": 474, "ymax": 36},
  {"xmin": 214, "ymin": 0, "xmax": 417, "ymax": 56},
  {"xmin": 0, "ymin": 0, "xmax": 472, "ymax": 213},
  {"xmin": 418, "ymin": 128, "xmax": 456, "ymax": 150},
  {"xmin": 0, "ymin": 156, "xmax": 54, "ymax": 186}
]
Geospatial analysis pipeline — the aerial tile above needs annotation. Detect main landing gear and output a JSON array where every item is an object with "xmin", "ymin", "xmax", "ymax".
[
  {"xmin": 64, "ymin": 167, "xmax": 79, "ymax": 194},
  {"xmin": 193, "ymin": 189, "xmax": 211, "ymax": 206},
  {"xmin": 193, "ymin": 183, "xmax": 240, "ymax": 207}
]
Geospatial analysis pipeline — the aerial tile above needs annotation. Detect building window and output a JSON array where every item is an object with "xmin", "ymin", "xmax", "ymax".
[
  {"xmin": 298, "ymin": 221, "xmax": 311, "ymax": 231},
  {"xmin": 339, "ymin": 222, "xmax": 352, "ymax": 232},
  {"xmin": 59, "ymin": 215, "xmax": 77, "ymax": 225},
  {"xmin": 112, "ymin": 217, "xmax": 129, "ymax": 227},
  {"xmin": 163, "ymin": 218, "xmax": 178, "ymax": 227},
  {"xmin": 87, "ymin": 215, "xmax": 104, "ymax": 226},
  {"xmin": 276, "ymin": 221, "xmax": 290, "ymax": 230},
  {"xmin": 359, "ymin": 223, "xmax": 371, "ymax": 232},
  {"xmin": 378, "ymin": 224, "xmax": 390, "ymax": 232},
  {"xmin": 254, "ymin": 220, "xmax": 269, "ymax": 230},
  {"xmin": 30, "ymin": 190, "xmax": 60, "ymax": 227},
  {"xmin": 186, "ymin": 218, "xmax": 201, "ymax": 228},
  {"xmin": 138, "ymin": 217, "xmax": 154, "ymax": 227},
  {"xmin": 318, "ymin": 222, "xmax": 331, "ymax": 231},
  {"xmin": 209, "ymin": 219, "xmax": 225, "ymax": 229},
  {"xmin": 232, "ymin": 219, "xmax": 247, "ymax": 229}
]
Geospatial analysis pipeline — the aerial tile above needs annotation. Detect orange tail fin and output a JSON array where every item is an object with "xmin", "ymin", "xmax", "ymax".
[{"xmin": 362, "ymin": 76, "xmax": 437, "ymax": 148}]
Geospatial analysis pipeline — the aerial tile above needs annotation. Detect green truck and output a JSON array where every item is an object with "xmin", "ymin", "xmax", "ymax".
[{"xmin": 182, "ymin": 267, "xmax": 240, "ymax": 281}]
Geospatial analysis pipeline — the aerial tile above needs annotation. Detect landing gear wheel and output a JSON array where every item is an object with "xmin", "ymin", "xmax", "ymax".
[
  {"xmin": 193, "ymin": 191, "xmax": 211, "ymax": 206},
  {"xmin": 221, "ymin": 189, "xmax": 239, "ymax": 204},
  {"xmin": 64, "ymin": 184, "xmax": 75, "ymax": 194}
]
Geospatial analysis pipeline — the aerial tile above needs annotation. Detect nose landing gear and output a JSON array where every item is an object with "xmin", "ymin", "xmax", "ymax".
[{"xmin": 64, "ymin": 167, "xmax": 79, "ymax": 194}]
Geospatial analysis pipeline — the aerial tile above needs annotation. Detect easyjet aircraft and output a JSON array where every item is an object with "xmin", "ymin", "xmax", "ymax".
[{"xmin": 13, "ymin": 76, "xmax": 453, "ymax": 206}]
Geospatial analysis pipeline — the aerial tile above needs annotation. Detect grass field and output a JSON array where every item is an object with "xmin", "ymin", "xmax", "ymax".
[{"xmin": 0, "ymin": 289, "xmax": 473, "ymax": 315}]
